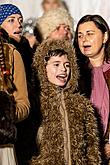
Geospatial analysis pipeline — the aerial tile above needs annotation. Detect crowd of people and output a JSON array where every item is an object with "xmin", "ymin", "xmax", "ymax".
[{"xmin": 0, "ymin": 0, "xmax": 110, "ymax": 164}]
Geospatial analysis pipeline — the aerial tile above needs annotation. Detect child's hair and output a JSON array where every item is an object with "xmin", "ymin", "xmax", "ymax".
[{"xmin": 45, "ymin": 48, "xmax": 68, "ymax": 62}]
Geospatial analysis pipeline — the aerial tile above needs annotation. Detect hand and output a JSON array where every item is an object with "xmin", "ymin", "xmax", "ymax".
[{"xmin": 105, "ymin": 143, "xmax": 110, "ymax": 159}]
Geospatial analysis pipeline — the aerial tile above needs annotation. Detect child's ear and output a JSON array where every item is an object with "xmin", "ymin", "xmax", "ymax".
[{"xmin": 103, "ymin": 32, "xmax": 108, "ymax": 44}]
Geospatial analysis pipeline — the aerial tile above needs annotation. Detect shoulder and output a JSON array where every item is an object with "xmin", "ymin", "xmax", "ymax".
[
  {"xmin": 72, "ymin": 93, "xmax": 92, "ymax": 106},
  {"xmin": 3, "ymin": 42, "xmax": 16, "ymax": 52},
  {"xmin": 3, "ymin": 43, "xmax": 23, "ymax": 64},
  {"xmin": 71, "ymin": 93, "xmax": 95, "ymax": 114}
]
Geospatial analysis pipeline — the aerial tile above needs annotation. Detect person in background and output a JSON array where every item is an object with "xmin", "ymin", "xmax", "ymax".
[
  {"xmin": 23, "ymin": 17, "xmax": 39, "ymax": 52},
  {"xmin": 0, "ymin": 4, "xmax": 37, "ymax": 164},
  {"xmin": 0, "ymin": 30, "xmax": 30, "ymax": 165},
  {"xmin": 41, "ymin": 0, "xmax": 66, "ymax": 13},
  {"xmin": 74, "ymin": 14, "xmax": 110, "ymax": 163},
  {"xmin": 34, "ymin": 7, "xmax": 74, "ymax": 43},
  {"xmin": 31, "ymin": 39, "xmax": 102, "ymax": 164},
  {"xmin": 35, "ymin": 0, "xmax": 69, "ymax": 43}
]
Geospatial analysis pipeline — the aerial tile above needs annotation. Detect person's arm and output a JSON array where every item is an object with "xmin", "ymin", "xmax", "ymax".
[{"xmin": 9, "ymin": 45, "xmax": 30, "ymax": 122}]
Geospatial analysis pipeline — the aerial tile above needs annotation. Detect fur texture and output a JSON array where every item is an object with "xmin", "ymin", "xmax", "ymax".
[
  {"xmin": 36, "ymin": 7, "xmax": 74, "ymax": 40},
  {"xmin": 0, "ymin": 91, "xmax": 17, "ymax": 144},
  {"xmin": 31, "ymin": 39, "xmax": 102, "ymax": 164}
]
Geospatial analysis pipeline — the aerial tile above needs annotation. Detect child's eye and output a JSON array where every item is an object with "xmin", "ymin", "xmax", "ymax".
[
  {"xmin": 65, "ymin": 64, "xmax": 70, "ymax": 68},
  {"xmin": 54, "ymin": 63, "xmax": 59, "ymax": 67}
]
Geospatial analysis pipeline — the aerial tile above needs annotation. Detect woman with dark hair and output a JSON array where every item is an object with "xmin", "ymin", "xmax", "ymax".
[{"xmin": 74, "ymin": 14, "xmax": 110, "ymax": 160}]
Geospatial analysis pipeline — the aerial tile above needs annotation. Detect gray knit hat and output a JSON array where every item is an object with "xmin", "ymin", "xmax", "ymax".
[{"xmin": 36, "ymin": 7, "xmax": 74, "ymax": 40}]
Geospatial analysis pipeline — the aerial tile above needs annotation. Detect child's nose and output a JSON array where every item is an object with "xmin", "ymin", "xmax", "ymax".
[{"xmin": 61, "ymin": 65, "xmax": 66, "ymax": 71}]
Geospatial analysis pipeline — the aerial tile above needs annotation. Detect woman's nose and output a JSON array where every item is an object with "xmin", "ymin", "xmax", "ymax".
[
  {"xmin": 82, "ymin": 35, "xmax": 88, "ymax": 41},
  {"xmin": 16, "ymin": 20, "xmax": 22, "ymax": 28}
]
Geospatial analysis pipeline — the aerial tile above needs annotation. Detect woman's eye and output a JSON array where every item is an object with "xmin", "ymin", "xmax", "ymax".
[
  {"xmin": 19, "ymin": 19, "xmax": 23, "ymax": 24},
  {"xmin": 8, "ymin": 19, "xmax": 14, "ymax": 23},
  {"xmin": 78, "ymin": 35, "xmax": 82, "ymax": 39},
  {"xmin": 87, "ymin": 33, "xmax": 94, "ymax": 36}
]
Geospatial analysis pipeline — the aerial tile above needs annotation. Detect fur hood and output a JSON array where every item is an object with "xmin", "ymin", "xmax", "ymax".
[{"xmin": 33, "ymin": 39, "xmax": 78, "ymax": 93}]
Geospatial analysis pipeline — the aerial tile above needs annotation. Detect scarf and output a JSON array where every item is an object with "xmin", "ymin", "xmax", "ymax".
[{"xmin": 90, "ymin": 61, "xmax": 110, "ymax": 134}]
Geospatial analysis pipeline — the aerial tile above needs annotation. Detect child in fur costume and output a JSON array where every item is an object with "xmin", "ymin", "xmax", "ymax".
[{"xmin": 31, "ymin": 39, "xmax": 102, "ymax": 164}]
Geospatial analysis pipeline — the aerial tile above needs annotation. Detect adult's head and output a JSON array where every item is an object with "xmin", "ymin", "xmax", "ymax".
[
  {"xmin": 42, "ymin": 0, "xmax": 63, "ymax": 13},
  {"xmin": 0, "ymin": 4, "xmax": 23, "ymax": 41},
  {"xmin": 35, "ymin": 7, "xmax": 74, "ymax": 42},
  {"xmin": 74, "ymin": 14, "xmax": 110, "ymax": 63}
]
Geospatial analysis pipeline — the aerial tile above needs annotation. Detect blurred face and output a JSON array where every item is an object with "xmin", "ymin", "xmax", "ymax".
[
  {"xmin": 46, "ymin": 55, "xmax": 70, "ymax": 87},
  {"xmin": 77, "ymin": 21, "xmax": 107, "ymax": 59},
  {"xmin": 1, "ymin": 14, "xmax": 23, "ymax": 41},
  {"xmin": 49, "ymin": 24, "xmax": 72, "ymax": 41},
  {"xmin": 43, "ymin": 0, "xmax": 60, "ymax": 12}
]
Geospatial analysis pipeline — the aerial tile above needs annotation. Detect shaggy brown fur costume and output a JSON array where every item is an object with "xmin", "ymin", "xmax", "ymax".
[{"xmin": 31, "ymin": 39, "xmax": 102, "ymax": 164}]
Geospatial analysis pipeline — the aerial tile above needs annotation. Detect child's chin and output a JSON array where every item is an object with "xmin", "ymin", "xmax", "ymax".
[{"xmin": 57, "ymin": 83, "xmax": 66, "ymax": 87}]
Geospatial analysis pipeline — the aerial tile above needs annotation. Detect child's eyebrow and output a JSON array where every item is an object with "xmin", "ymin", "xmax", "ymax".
[
  {"xmin": 52, "ymin": 61, "xmax": 70, "ymax": 63},
  {"xmin": 47, "ymin": 61, "xmax": 60, "ymax": 65},
  {"xmin": 52, "ymin": 61, "xmax": 60, "ymax": 63}
]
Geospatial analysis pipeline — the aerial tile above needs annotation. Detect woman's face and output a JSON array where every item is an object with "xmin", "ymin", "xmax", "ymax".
[
  {"xmin": 46, "ymin": 55, "xmax": 70, "ymax": 87},
  {"xmin": 1, "ymin": 14, "xmax": 23, "ymax": 41},
  {"xmin": 43, "ymin": 0, "xmax": 60, "ymax": 12},
  {"xmin": 77, "ymin": 21, "xmax": 107, "ymax": 59}
]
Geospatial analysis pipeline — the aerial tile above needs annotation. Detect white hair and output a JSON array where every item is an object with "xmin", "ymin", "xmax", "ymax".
[{"xmin": 36, "ymin": 7, "xmax": 74, "ymax": 40}]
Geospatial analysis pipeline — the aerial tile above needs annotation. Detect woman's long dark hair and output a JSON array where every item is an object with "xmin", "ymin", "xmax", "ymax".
[{"xmin": 73, "ymin": 15, "xmax": 110, "ymax": 98}]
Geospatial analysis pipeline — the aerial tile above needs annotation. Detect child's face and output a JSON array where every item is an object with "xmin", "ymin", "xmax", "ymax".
[{"xmin": 46, "ymin": 55, "xmax": 70, "ymax": 87}]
